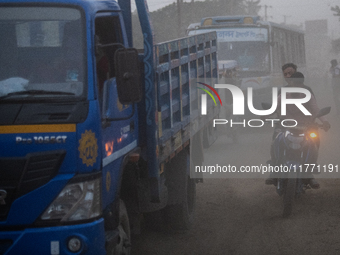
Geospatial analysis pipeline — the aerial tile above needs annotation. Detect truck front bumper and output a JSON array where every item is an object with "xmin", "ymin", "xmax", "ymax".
[{"xmin": 0, "ymin": 218, "xmax": 108, "ymax": 255}]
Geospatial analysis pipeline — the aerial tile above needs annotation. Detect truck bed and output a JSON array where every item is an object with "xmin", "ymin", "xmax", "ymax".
[{"xmin": 154, "ymin": 32, "xmax": 218, "ymax": 162}]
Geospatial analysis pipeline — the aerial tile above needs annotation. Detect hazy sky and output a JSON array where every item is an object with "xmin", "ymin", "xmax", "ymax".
[{"xmin": 131, "ymin": 0, "xmax": 340, "ymax": 38}]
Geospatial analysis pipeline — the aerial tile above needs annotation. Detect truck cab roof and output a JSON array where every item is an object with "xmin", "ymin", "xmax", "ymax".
[{"xmin": 0, "ymin": 0, "xmax": 121, "ymax": 13}]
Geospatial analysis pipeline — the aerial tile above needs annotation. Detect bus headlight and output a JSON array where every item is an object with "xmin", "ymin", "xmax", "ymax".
[{"xmin": 41, "ymin": 176, "xmax": 101, "ymax": 222}]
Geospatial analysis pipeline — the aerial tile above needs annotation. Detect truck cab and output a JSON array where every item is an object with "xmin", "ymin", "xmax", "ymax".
[
  {"xmin": 0, "ymin": 1, "xmax": 140, "ymax": 254},
  {"xmin": 0, "ymin": 0, "xmax": 218, "ymax": 254}
]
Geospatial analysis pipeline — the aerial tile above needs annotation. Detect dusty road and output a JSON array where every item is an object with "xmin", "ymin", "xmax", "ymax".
[{"xmin": 131, "ymin": 75, "xmax": 340, "ymax": 255}]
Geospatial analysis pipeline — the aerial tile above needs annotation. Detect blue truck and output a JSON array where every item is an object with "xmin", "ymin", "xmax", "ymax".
[{"xmin": 0, "ymin": 0, "xmax": 218, "ymax": 254}]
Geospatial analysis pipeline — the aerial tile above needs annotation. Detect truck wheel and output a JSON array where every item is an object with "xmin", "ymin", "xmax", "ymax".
[
  {"xmin": 165, "ymin": 175, "xmax": 196, "ymax": 230},
  {"xmin": 114, "ymin": 200, "xmax": 131, "ymax": 255},
  {"xmin": 203, "ymin": 121, "xmax": 217, "ymax": 148}
]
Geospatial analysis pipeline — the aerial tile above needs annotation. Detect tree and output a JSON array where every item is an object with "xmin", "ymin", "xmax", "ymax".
[
  {"xmin": 245, "ymin": 0, "xmax": 261, "ymax": 15},
  {"xmin": 331, "ymin": 5, "xmax": 340, "ymax": 21}
]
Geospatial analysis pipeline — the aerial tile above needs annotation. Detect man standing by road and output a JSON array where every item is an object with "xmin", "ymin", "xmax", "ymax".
[{"xmin": 329, "ymin": 59, "xmax": 340, "ymax": 115}]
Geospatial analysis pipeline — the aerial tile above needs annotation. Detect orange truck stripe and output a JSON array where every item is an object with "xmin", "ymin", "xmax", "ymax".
[{"xmin": 0, "ymin": 124, "xmax": 76, "ymax": 134}]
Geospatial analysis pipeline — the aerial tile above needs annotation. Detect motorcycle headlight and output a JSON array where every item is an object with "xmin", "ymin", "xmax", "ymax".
[
  {"xmin": 285, "ymin": 131, "xmax": 305, "ymax": 150},
  {"xmin": 41, "ymin": 175, "xmax": 101, "ymax": 222},
  {"xmin": 309, "ymin": 132, "xmax": 317, "ymax": 138}
]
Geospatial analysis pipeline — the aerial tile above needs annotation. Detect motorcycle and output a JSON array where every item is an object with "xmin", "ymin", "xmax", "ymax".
[{"xmin": 263, "ymin": 103, "xmax": 331, "ymax": 217}]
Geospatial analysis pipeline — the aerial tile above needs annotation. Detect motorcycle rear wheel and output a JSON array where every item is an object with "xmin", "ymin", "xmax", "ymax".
[{"xmin": 282, "ymin": 178, "xmax": 296, "ymax": 218}]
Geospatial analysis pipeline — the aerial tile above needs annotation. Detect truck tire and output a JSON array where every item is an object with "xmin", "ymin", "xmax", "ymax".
[
  {"xmin": 164, "ymin": 151, "xmax": 196, "ymax": 230},
  {"xmin": 203, "ymin": 121, "xmax": 217, "ymax": 148},
  {"xmin": 169, "ymin": 176, "xmax": 196, "ymax": 230},
  {"xmin": 114, "ymin": 200, "xmax": 131, "ymax": 255}
]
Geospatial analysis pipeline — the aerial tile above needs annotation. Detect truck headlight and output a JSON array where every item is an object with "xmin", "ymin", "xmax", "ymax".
[{"xmin": 41, "ymin": 175, "xmax": 101, "ymax": 222}]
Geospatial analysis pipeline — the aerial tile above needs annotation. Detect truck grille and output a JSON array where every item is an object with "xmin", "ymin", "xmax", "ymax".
[{"xmin": 0, "ymin": 150, "xmax": 65, "ymax": 221}]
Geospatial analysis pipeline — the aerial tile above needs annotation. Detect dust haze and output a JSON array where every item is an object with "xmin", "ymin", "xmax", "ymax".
[{"xmin": 132, "ymin": 0, "xmax": 340, "ymax": 254}]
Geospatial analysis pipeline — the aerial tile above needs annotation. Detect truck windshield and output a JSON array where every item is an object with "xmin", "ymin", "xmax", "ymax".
[{"xmin": 0, "ymin": 7, "xmax": 85, "ymax": 99}]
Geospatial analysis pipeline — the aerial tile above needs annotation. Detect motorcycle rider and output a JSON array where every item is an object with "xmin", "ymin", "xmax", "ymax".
[
  {"xmin": 281, "ymin": 63, "xmax": 314, "ymax": 96},
  {"xmin": 273, "ymin": 63, "xmax": 313, "ymax": 140},
  {"xmin": 282, "ymin": 63, "xmax": 297, "ymax": 82},
  {"xmin": 265, "ymin": 72, "xmax": 330, "ymax": 188}
]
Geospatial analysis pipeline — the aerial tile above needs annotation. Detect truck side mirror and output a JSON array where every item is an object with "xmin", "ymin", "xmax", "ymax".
[{"xmin": 114, "ymin": 48, "xmax": 142, "ymax": 104}]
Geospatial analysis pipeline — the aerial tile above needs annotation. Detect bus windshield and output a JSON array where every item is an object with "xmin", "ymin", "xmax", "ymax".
[
  {"xmin": 0, "ymin": 7, "xmax": 85, "ymax": 99},
  {"xmin": 218, "ymin": 41, "xmax": 269, "ymax": 72},
  {"xmin": 188, "ymin": 26, "xmax": 270, "ymax": 75}
]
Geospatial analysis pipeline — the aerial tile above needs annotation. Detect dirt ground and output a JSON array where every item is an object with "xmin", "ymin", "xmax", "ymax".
[
  {"xmin": 132, "ymin": 178, "xmax": 340, "ymax": 255},
  {"xmin": 131, "ymin": 76, "xmax": 340, "ymax": 255}
]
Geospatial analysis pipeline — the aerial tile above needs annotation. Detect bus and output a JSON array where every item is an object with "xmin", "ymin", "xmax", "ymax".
[{"xmin": 186, "ymin": 16, "xmax": 306, "ymax": 96}]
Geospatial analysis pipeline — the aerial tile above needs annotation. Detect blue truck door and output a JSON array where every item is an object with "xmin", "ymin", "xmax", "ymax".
[{"xmin": 94, "ymin": 13, "xmax": 138, "ymax": 209}]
